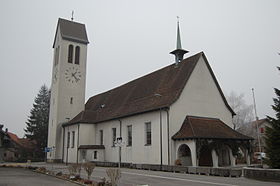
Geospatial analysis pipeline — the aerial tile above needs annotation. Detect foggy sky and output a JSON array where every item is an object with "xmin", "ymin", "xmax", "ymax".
[{"xmin": 1, "ymin": 0, "xmax": 279, "ymax": 137}]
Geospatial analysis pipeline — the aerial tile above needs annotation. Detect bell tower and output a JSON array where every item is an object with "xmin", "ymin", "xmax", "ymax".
[{"xmin": 47, "ymin": 18, "xmax": 89, "ymax": 162}]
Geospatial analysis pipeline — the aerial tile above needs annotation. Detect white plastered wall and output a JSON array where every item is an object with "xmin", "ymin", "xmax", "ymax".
[
  {"xmin": 169, "ymin": 56, "xmax": 233, "ymax": 164},
  {"xmin": 63, "ymin": 123, "xmax": 96, "ymax": 163},
  {"xmin": 94, "ymin": 110, "xmax": 169, "ymax": 165}
]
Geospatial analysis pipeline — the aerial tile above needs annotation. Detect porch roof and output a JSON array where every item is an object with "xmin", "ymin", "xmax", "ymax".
[
  {"xmin": 172, "ymin": 116, "xmax": 253, "ymax": 141},
  {"xmin": 78, "ymin": 145, "xmax": 105, "ymax": 150}
]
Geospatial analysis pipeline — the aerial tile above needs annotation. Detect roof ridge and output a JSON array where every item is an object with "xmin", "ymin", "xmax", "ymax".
[
  {"xmin": 86, "ymin": 52, "xmax": 203, "ymax": 100},
  {"xmin": 188, "ymin": 116, "xmax": 196, "ymax": 137}
]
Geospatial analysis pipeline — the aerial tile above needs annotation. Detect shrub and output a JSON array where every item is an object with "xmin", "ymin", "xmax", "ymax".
[
  {"xmin": 82, "ymin": 162, "xmax": 96, "ymax": 180},
  {"xmin": 175, "ymin": 159, "xmax": 182, "ymax": 166},
  {"xmin": 106, "ymin": 168, "xmax": 121, "ymax": 186}
]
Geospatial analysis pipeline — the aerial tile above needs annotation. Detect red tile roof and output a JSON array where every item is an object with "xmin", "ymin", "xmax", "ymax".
[
  {"xmin": 65, "ymin": 52, "xmax": 235, "ymax": 126},
  {"xmin": 7, "ymin": 132, "xmax": 21, "ymax": 145},
  {"xmin": 172, "ymin": 116, "xmax": 253, "ymax": 140},
  {"xmin": 7, "ymin": 132, "xmax": 36, "ymax": 149}
]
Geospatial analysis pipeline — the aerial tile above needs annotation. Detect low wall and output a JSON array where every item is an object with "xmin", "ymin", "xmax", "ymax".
[
  {"xmin": 244, "ymin": 167, "xmax": 280, "ymax": 182},
  {"xmin": 92, "ymin": 161, "xmax": 242, "ymax": 177}
]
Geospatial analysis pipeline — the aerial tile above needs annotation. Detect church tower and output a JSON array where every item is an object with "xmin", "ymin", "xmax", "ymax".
[{"xmin": 47, "ymin": 18, "xmax": 89, "ymax": 162}]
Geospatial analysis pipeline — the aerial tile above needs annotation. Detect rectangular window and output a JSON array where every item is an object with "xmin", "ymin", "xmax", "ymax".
[
  {"xmin": 67, "ymin": 132, "xmax": 70, "ymax": 148},
  {"xmin": 112, "ymin": 128, "xmax": 116, "ymax": 146},
  {"xmin": 145, "ymin": 122, "xmax": 152, "ymax": 145},
  {"xmin": 127, "ymin": 125, "xmax": 132, "ymax": 146},
  {"xmin": 100, "ymin": 130, "xmax": 103, "ymax": 145},
  {"xmin": 94, "ymin": 151, "xmax": 97, "ymax": 159},
  {"xmin": 260, "ymin": 127, "xmax": 264, "ymax": 133},
  {"xmin": 72, "ymin": 131, "xmax": 75, "ymax": 148}
]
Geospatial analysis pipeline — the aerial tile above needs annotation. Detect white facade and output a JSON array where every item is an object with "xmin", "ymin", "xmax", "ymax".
[
  {"xmin": 62, "ymin": 55, "xmax": 235, "ymax": 165},
  {"xmin": 169, "ymin": 56, "xmax": 234, "ymax": 164}
]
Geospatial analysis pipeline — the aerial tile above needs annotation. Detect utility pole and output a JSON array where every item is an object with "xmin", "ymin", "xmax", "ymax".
[{"xmin": 252, "ymin": 88, "xmax": 263, "ymax": 166}]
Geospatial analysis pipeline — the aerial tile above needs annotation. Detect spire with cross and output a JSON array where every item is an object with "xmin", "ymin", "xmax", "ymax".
[{"xmin": 170, "ymin": 16, "xmax": 188, "ymax": 65}]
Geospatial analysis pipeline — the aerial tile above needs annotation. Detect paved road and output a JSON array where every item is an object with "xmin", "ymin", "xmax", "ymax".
[
  {"xmin": 31, "ymin": 162, "xmax": 280, "ymax": 186},
  {"xmin": 0, "ymin": 167, "xmax": 78, "ymax": 186}
]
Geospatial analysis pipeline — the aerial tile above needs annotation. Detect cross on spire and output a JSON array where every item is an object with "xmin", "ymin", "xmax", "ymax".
[
  {"xmin": 71, "ymin": 10, "xmax": 74, "ymax": 21},
  {"xmin": 170, "ymin": 16, "xmax": 188, "ymax": 64}
]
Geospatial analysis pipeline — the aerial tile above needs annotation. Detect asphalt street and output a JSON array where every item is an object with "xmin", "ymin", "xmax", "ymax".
[
  {"xmin": 30, "ymin": 163, "xmax": 280, "ymax": 186},
  {"xmin": 0, "ymin": 167, "xmax": 78, "ymax": 186}
]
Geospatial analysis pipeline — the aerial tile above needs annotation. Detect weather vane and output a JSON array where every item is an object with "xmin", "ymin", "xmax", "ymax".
[
  {"xmin": 177, "ymin": 16, "xmax": 180, "ymax": 23},
  {"xmin": 71, "ymin": 10, "xmax": 74, "ymax": 21}
]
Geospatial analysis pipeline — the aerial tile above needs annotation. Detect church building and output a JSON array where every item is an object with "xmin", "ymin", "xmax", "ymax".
[{"xmin": 47, "ymin": 18, "xmax": 252, "ymax": 167}]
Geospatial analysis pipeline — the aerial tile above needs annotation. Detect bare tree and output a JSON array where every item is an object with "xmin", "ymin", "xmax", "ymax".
[
  {"xmin": 106, "ymin": 168, "xmax": 121, "ymax": 186},
  {"xmin": 227, "ymin": 91, "xmax": 254, "ymax": 130},
  {"xmin": 82, "ymin": 162, "xmax": 95, "ymax": 180}
]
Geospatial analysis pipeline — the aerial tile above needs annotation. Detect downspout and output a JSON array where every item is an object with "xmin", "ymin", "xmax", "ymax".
[
  {"xmin": 160, "ymin": 108, "xmax": 162, "ymax": 167},
  {"xmin": 164, "ymin": 108, "xmax": 170, "ymax": 165},
  {"xmin": 76, "ymin": 124, "xmax": 80, "ymax": 163},
  {"xmin": 66, "ymin": 127, "xmax": 69, "ymax": 165},
  {"xmin": 62, "ymin": 126, "xmax": 65, "ymax": 163},
  {"xmin": 118, "ymin": 120, "xmax": 122, "ymax": 168}
]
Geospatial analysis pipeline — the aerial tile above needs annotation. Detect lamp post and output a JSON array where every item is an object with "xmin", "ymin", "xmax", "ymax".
[
  {"xmin": 252, "ymin": 88, "xmax": 262, "ymax": 166},
  {"xmin": 115, "ymin": 137, "xmax": 123, "ymax": 169}
]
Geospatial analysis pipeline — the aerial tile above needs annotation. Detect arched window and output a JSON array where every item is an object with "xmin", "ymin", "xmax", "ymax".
[
  {"xmin": 75, "ymin": 46, "xmax": 80, "ymax": 64},
  {"xmin": 68, "ymin": 45, "xmax": 73, "ymax": 63}
]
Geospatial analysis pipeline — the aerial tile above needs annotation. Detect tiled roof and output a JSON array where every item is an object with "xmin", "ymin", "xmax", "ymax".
[
  {"xmin": 7, "ymin": 132, "xmax": 36, "ymax": 149},
  {"xmin": 18, "ymin": 138, "xmax": 36, "ymax": 149},
  {"xmin": 172, "ymin": 116, "xmax": 253, "ymax": 140},
  {"xmin": 78, "ymin": 145, "xmax": 105, "ymax": 149},
  {"xmin": 7, "ymin": 132, "xmax": 21, "ymax": 145},
  {"xmin": 53, "ymin": 18, "xmax": 89, "ymax": 47},
  {"xmin": 65, "ymin": 52, "xmax": 234, "ymax": 126}
]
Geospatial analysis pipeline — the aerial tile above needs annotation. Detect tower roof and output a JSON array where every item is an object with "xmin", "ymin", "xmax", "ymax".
[{"xmin": 53, "ymin": 18, "xmax": 89, "ymax": 48}]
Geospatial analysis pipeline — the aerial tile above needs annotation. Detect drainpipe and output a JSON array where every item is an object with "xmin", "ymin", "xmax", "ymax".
[
  {"xmin": 76, "ymin": 124, "xmax": 80, "ymax": 163},
  {"xmin": 66, "ymin": 127, "xmax": 69, "ymax": 165},
  {"xmin": 160, "ymin": 108, "xmax": 163, "ymax": 168},
  {"xmin": 118, "ymin": 120, "xmax": 122, "ymax": 169},
  {"xmin": 164, "ymin": 108, "xmax": 170, "ymax": 165},
  {"xmin": 62, "ymin": 126, "xmax": 65, "ymax": 163}
]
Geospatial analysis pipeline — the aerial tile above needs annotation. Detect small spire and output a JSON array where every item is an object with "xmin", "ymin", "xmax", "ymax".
[
  {"xmin": 71, "ymin": 10, "xmax": 74, "ymax": 21},
  {"xmin": 176, "ymin": 16, "xmax": 182, "ymax": 49},
  {"xmin": 170, "ymin": 16, "xmax": 188, "ymax": 65}
]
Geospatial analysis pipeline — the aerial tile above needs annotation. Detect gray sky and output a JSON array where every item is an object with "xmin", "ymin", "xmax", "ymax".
[{"xmin": 0, "ymin": 0, "xmax": 279, "ymax": 137}]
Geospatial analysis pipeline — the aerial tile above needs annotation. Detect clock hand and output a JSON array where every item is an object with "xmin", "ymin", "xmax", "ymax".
[{"xmin": 71, "ymin": 73, "xmax": 78, "ymax": 81}]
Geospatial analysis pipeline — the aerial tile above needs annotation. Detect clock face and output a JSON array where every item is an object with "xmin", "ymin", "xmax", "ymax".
[
  {"xmin": 53, "ymin": 68, "xmax": 58, "ymax": 83},
  {"xmin": 65, "ymin": 67, "xmax": 82, "ymax": 83}
]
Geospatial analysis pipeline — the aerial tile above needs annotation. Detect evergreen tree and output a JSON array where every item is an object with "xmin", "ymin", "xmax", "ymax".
[
  {"xmin": 24, "ymin": 85, "xmax": 50, "ymax": 159},
  {"xmin": 266, "ymin": 67, "xmax": 280, "ymax": 168}
]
